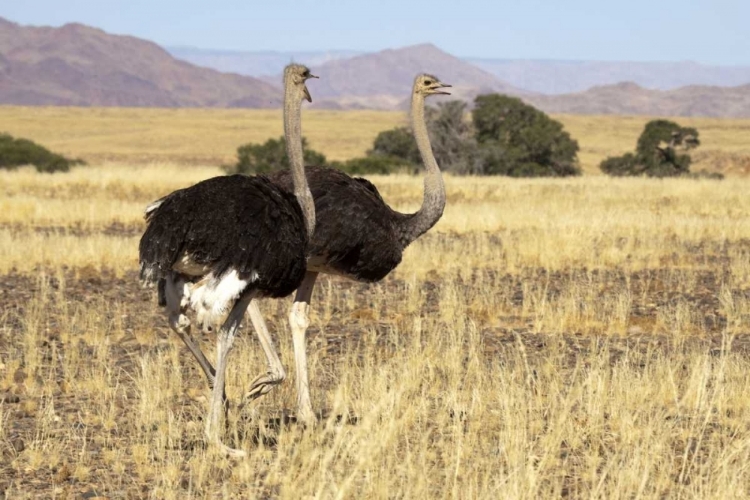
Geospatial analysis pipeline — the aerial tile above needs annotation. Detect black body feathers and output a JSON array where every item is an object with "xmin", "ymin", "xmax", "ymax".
[
  {"xmin": 139, "ymin": 174, "xmax": 308, "ymax": 298},
  {"xmin": 269, "ymin": 166, "xmax": 409, "ymax": 282}
]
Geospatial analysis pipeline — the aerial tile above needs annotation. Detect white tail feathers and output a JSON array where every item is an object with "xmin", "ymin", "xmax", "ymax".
[{"xmin": 144, "ymin": 198, "xmax": 165, "ymax": 220}]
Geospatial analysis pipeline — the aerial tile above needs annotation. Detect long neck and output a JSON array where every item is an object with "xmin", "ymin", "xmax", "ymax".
[
  {"xmin": 397, "ymin": 92, "xmax": 446, "ymax": 246},
  {"xmin": 284, "ymin": 84, "xmax": 316, "ymax": 239}
]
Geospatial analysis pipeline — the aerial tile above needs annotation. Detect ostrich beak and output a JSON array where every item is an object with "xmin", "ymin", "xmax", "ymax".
[
  {"xmin": 434, "ymin": 83, "xmax": 452, "ymax": 95},
  {"xmin": 303, "ymin": 85, "xmax": 312, "ymax": 103}
]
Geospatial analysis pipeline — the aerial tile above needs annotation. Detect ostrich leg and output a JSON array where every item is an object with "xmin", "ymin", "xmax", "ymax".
[
  {"xmin": 289, "ymin": 271, "xmax": 318, "ymax": 425},
  {"xmin": 165, "ymin": 274, "xmax": 227, "ymax": 405},
  {"xmin": 205, "ymin": 293, "xmax": 253, "ymax": 458},
  {"xmin": 243, "ymin": 301, "xmax": 287, "ymax": 400}
]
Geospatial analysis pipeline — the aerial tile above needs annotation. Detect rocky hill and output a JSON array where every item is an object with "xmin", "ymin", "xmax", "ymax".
[
  {"xmin": 0, "ymin": 17, "xmax": 281, "ymax": 107},
  {"xmin": 263, "ymin": 43, "xmax": 529, "ymax": 110},
  {"xmin": 526, "ymin": 82, "xmax": 750, "ymax": 118}
]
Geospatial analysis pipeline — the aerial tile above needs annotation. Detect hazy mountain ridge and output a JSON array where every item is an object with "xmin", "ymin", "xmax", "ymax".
[
  {"xmin": 0, "ymin": 17, "xmax": 281, "ymax": 108},
  {"xmin": 170, "ymin": 44, "xmax": 750, "ymax": 96},
  {"xmin": 468, "ymin": 58, "xmax": 750, "ymax": 94},
  {"xmin": 525, "ymin": 81, "xmax": 750, "ymax": 118},
  {"xmin": 167, "ymin": 46, "xmax": 363, "ymax": 77},
  {"xmin": 2, "ymin": 17, "xmax": 750, "ymax": 117},
  {"xmin": 262, "ymin": 43, "xmax": 530, "ymax": 110}
]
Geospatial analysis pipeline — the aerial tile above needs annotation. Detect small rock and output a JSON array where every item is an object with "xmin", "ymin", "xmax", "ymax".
[
  {"xmin": 0, "ymin": 393, "xmax": 20, "ymax": 404},
  {"xmin": 11, "ymin": 438, "xmax": 24, "ymax": 453},
  {"xmin": 13, "ymin": 369, "xmax": 27, "ymax": 384},
  {"xmin": 81, "ymin": 489, "xmax": 103, "ymax": 499}
]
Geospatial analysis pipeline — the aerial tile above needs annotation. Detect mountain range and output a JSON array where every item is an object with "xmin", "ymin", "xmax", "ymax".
[
  {"xmin": 262, "ymin": 44, "xmax": 529, "ymax": 111},
  {"xmin": 0, "ymin": 17, "xmax": 279, "ymax": 107},
  {"xmin": 167, "ymin": 46, "xmax": 363, "ymax": 79},
  {"xmin": 462, "ymin": 59, "xmax": 750, "ymax": 95},
  {"xmin": 2, "ymin": 17, "xmax": 750, "ymax": 117},
  {"xmin": 169, "ymin": 46, "xmax": 750, "ymax": 95},
  {"xmin": 525, "ymin": 82, "xmax": 750, "ymax": 118}
]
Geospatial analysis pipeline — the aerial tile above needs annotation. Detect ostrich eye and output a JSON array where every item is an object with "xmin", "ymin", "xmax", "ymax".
[{"xmin": 424, "ymin": 80, "xmax": 432, "ymax": 86}]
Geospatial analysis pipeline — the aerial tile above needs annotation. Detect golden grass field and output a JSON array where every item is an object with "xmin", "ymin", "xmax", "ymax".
[
  {"xmin": 1, "ymin": 107, "xmax": 750, "ymax": 498},
  {"xmin": 3, "ymin": 106, "xmax": 750, "ymax": 175}
]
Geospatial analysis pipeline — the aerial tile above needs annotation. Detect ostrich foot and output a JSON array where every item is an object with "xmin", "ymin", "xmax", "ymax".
[
  {"xmin": 203, "ymin": 431, "xmax": 246, "ymax": 458},
  {"xmin": 296, "ymin": 404, "xmax": 317, "ymax": 428},
  {"xmin": 243, "ymin": 371, "xmax": 286, "ymax": 402}
]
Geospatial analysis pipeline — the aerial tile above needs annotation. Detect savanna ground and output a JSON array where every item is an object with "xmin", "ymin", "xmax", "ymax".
[
  {"xmin": 1, "ymin": 107, "xmax": 750, "ymax": 498},
  {"xmin": 3, "ymin": 106, "xmax": 750, "ymax": 175}
]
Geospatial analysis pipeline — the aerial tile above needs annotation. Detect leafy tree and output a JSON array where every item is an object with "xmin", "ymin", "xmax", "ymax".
[
  {"xmin": 225, "ymin": 136, "xmax": 328, "ymax": 175},
  {"xmin": 600, "ymin": 120, "xmax": 702, "ymax": 178},
  {"xmin": 636, "ymin": 120, "xmax": 699, "ymax": 157},
  {"xmin": 0, "ymin": 133, "xmax": 81, "ymax": 173},
  {"xmin": 471, "ymin": 94, "xmax": 581, "ymax": 177},
  {"xmin": 369, "ymin": 127, "xmax": 421, "ymax": 165},
  {"xmin": 368, "ymin": 100, "xmax": 482, "ymax": 174},
  {"xmin": 425, "ymin": 100, "xmax": 481, "ymax": 174},
  {"xmin": 331, "ymin": 155, "xmax": 410, "ymax": 175},
  {"xmin": 599, "ymin": 153, "xmax": 640, "ymax": 177}
]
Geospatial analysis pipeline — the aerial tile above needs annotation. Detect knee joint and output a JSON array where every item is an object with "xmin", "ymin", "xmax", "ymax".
[
  {"xmin": 169, "ymin": 312, "xmax": 191, "ymax": 333},
  {"xmin": 289, "ymin": 303, "xmax": 310, "ymax": 332}
]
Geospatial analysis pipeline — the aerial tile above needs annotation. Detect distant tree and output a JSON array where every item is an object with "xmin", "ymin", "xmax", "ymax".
[
  {"xmin": 225, "ymin": 136, "xmax": 328, "ymax": 175},
  {"xmin": 600, "ymin": 119, "xmax": 703, "ymax": 178},
  {"xmin": 636, "ymin": 120, "xmax": 700, "ymax": 157},
  {"xmin": 471, "ymin": 94, "xmax": 581, "ymax": 177},
  {"xmin": 368, "ymin": 101, "xmax": 482, "ymax": 174},
  {"xmin": 368, "ymin": 127, "xmax": 421, "ymax": 165},
  {"xmin": 425, "ymin": 100, "xmax": 482, "ymax": 174},
  {"xmin": 0, "ymin": 133, "xmax": 81, "ymax": 173},
  {"xmin": 331, "ymin": 155, "xmax": 411, "ymax": 175},
  {"xmin": 599, "ymin": 153, "xmax": 641, "ymax": 177}
]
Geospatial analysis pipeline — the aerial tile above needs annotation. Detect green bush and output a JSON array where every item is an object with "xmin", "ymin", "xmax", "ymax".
[
  {"xmin": 0, "ymin": 133, "xmax": 80, "ymax": 173},
  {"xmin": 600, "ymin": 120, "xmax": 703, "ymax": 178},
  {"xmin": 225, "ymin": 136, "xmax": 328, "ymax": 175},
  {"xmin": 369, "ymin": 127, "xmax": 421, "ymax": 165},
  {"xmin": 636, "ymin": 120, "xmax": 700, "ymax": 158},
  {"xmin": 599, "ymin": 153, "xmax": 641, "ymax": 177},
  {"xmin": 331, "ymin": 155, "xmax": 410, "ymax": 175},
  {"xmin": 367, "ymin": 101, "xmax": 482, "ymax": 174},
  {"xmin": 472, "ymin": 94, "xmax": 581, "ymax": 177}
]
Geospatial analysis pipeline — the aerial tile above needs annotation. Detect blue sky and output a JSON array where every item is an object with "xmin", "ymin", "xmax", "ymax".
[{"xmin": 2, "ymin": 0, "xmax": 749, "ymax": 65}]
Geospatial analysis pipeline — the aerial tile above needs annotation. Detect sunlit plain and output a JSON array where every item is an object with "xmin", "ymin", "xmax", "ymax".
[
  {"xmin": 3, "ymin": 106, "xmax": 750, "ymax": 175},
  {"xmin": 1, "ymin": 110, "xmax": 750, "ymax": 497}
]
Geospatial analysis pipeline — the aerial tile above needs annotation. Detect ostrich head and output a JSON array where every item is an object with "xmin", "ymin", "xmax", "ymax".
[
  {"xmin": 284, "ymin": 64, "xmax": 318, "ymax": 103},
  {"xmin": 413, "ymin": 74, "xmax": 452, "ymax": 97}
]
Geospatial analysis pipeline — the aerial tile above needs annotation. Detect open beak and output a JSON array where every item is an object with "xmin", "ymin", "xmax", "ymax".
[
  {"xmin": 303, "ymin": 74, "xmax": 318, "ymax": 102},
  {"xmin": 434, "ymin": 83, "xmax": 452, "ymax": 95}
]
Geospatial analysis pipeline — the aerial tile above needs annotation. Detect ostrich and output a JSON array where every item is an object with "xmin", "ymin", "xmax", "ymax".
[
  {"xmin": 138, "ymin": 64, "xmax": 318, "ymax": 456},
  {"xmin": 265, "ymin": 73, "xmax": 451, "ymax": 424},
  {"xmin": 157, "ymin": 74, "xmax": 451, "ymax": 426}
]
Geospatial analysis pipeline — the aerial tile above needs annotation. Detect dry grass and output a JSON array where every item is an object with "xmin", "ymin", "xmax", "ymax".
[
  {"xmin": 0, "ymin": 107, "xmax": 406, "ymax": 165},
  {"xmin": 557, "ymin": 114, "xmax": 750, "ymax": 176},
  {"xmin": 3, "ymin": 106, "xmax": 750, "ymax": 175},
  {"xmin": 2, "ymin": 163, "xmax": 750, "ymax": 498}
]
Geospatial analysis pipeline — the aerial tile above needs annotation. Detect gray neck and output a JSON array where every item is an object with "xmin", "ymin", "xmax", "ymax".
[
  {"xmin": 284, "ymin": 83, "xmax": 316, "ymax": 239},
  {"xmin": 398, "ymin": 92, "xmax": 446, "ymax": 246}
]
